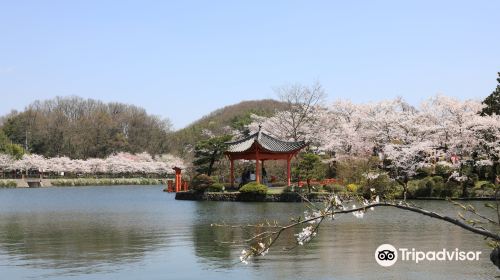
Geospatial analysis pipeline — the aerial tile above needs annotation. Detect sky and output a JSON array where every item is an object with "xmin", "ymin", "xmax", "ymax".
[{"xmin": 0, "ymin": 0, "xmax": 498, "ymax": 129}]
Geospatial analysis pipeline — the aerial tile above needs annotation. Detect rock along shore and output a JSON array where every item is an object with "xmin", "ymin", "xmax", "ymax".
[{"xmin": 175, "ymin": 191, "xmax": 336, "ymax": 202}]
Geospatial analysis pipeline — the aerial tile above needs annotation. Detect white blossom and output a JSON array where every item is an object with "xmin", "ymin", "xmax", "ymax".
[
  {"xmin": 304, "ymin": 210, "xmax": 322, "ymax": 224},
  {"xmin": 239, "ymin": 249, "xmax": 249, "ymax": 264},
  {"xmin": 475, "ymin": 159, "xmax": 493, "ymax": 167},
  {"xmin": 449, "ymin": 171, "xmax": 468, "ymax": 182},
  {"xmin": 352, "ymin": 210, "xmax": 364, "ymax": 219},
  {"xmin": 295, "ymin": 225, "xmax": 316, "ymax": 245},
  {"xmin": 0, "ymin": 152, "xmax": 185, "ymax": 176}
]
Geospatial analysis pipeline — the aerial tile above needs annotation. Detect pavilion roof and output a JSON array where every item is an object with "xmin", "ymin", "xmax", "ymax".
[{"xmin": 225, "ymin": 130, "xmax": 306, "ymax": 154}]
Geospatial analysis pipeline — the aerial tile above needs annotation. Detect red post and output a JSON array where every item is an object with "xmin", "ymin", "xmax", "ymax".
[
  {"xmin": 255, "ymin": 150, "xmax": 260, "ymax": 184},
  {"xmin": 173, "ymin": 167, "xmax": 182, "ymax": 192},
  {"xmin": 230, "ymin": 159, "xmax": 234, "ymax": 187},
  {"xmin": 287, "ymin": 156, "xmax": 291, "ymax": 187}
]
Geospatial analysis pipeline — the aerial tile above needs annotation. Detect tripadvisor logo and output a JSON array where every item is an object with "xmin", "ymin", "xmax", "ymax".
[
  {"xmin": 375, "ymin": 244, "xmax": 398, "ymax": 267},
  {"xmin": 375, "ymin": 244, "xmax": 482, "ymax": 267}
]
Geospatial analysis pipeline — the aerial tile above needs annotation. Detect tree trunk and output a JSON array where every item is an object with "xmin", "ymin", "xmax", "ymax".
[
  {"xmin": 207, "ymin": 151, "xmax": 217, "ymax": 176},
  {"xmin": 403, "ymin": 182, "xmax": 408, "ymax": 201}
]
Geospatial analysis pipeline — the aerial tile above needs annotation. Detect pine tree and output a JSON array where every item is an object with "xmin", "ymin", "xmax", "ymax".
[
  {"xmin": 481, "ymin": 72, "xmax": 500, "ymax": 116},
  {"xmin": 192, "ymin": 135, "xmax": 232, "ymax": 176}
]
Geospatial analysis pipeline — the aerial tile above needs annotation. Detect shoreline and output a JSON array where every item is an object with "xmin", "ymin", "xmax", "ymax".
[
  {"xmin": 174, "ymin": 191, "xmax": 498, "ymax": 202},
  {"xmin": 0, "ymin": 178, "xmax": 163, "ymax": 188}
]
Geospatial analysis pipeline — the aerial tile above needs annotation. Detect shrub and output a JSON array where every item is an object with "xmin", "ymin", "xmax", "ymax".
[
  {"xmin": 208, "ymin": 182, "xmax": 224, "ymax": 192},
  {"xmin": 442, "ymin": 180, "xmax": 461, "ymax": 198},
  {"xmin": 415, "ymin": 178, "xmax": 433, "ymax": 197},
  {"xmin": 323, "ymin": 184, "xmax": 345, "ymax": 193},
  {"xmin": 430, "ymin": 176, "xmax": 444, "ymax": 197},
  {"xmin": 361, "ymin": 173, "xmax": 397, "ymax": 197},
  {"xmin": 480, "ymin": 182, "xmax": 496, "ymax": 190},
  {"xmin": 435, "ymin": 164, "xmax": 453, "ymax": 177},
  {"xmin": 472, "ymin": 182, "xmax": 496, "ymax": 197},
  {"xmin": 239, "ymin": 182, "xmax": 268, "ymax": 195},
  {"xmin": 309, "ymin": 183, "xmax": 321, "ymax": 192},
  {"xmin": 272, "ymin": 182, "xmax": 287, "ymax": 188},
  {"xmin": 417, "ymin": 166, "xmax": 433, "ymax": 177},
  {"xmin": 0, "ymin": 180, "xmax": 17, "ymax": 188},
  {"xmin": 346, "ymin": 183, "xmax": 359, "ymax": 193},
  {"xmin": 283, "ymin": 185, "xmax": 302, "ymax": 193},
  {"xmin": 190, "ymin": 174, "xmax": 214, "ymax": 193},
  {"xmin": 408, "ymin": 176, "xmax": 446, "ymax": 198}
]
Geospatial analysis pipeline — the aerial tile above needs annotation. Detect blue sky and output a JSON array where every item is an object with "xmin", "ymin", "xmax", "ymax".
[{"xmin": 0, "ymin": 0, "xmax": 498, "ymax": 129}]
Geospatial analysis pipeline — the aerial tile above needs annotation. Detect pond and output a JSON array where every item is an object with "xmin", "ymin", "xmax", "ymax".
[{"xmin": 0, "ymin": 185, "xmax": 498, "ymax": 280}]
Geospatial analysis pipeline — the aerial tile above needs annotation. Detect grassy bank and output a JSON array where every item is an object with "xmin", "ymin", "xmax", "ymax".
[
  {"xmin": 50, "ymin": 178, "xmax": 162, "ymax": 186},
  {"xmin": 0, "ymin": 180, "xmax": 17, "ymax": 188}
]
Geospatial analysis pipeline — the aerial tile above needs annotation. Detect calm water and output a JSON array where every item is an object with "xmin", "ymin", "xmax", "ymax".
[{"xmin": 0, "ymin": 185, "xmax": 498, "ymax": 280}]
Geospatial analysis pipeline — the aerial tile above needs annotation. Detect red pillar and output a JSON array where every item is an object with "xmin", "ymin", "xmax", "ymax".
[
  {"xmin": 173, "ymin": 167, "xmax": 182, "ymax": 192},
  {"xmin": 230, "ymin": 159, "xmax": 234, "ymax": 187},
  {"xmin": 255, "ymin": 149, "xmax": 260, "ymax": 184},
  {"xmin": 287, "ymin": 156, "xmax": 291, "ymax": 187}
]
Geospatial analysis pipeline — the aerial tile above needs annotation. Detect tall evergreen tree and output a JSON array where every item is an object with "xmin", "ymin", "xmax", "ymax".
[
  {"xmin": 481, "ymin": 72, "xmax": 500, "ymax": 116},
  {"xmin": 296, "ymin": 153, "xmax": 325, "ymax": 193},
  {"xmin": 192, "ymin": 135, "xmax": 232, "ymax": 176}
]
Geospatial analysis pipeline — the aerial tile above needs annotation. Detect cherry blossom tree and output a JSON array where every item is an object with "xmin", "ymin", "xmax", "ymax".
[
  {"xmin": 381, "ymin": 141, "xmax": 434, "ymax": 200},
  {"xmin": 0, "ymin": 154, "xmax": 14, "ymax": 177},
  {"xmin": 0, "ymin": 152, "xmax": 186, "ymax": 177}
]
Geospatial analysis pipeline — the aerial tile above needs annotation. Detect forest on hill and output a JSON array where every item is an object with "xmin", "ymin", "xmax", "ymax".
[
  {"xmin": 0, "ymin": 97, "xmax": 286, "ymax": 159},
  {"xmin": 166, "ymin": 99, "xmax": 287, "ymax": 157}
]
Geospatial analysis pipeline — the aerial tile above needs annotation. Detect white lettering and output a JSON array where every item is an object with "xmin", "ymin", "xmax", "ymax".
[
  {"xmin": 416, "ymin": 252, "xmax": 425, "ymax": 263},
  {"xmin": 436, "ymin": 249, "xmax": 445, "ymax": 261},
  {"xmin": 394, "ymin": 248, "xmax": 482, "ymax": 263},
  {"xmin": 426, "ymin": 251, "xmax": 435, "ymax": 261},
  {"xmin": 399, "ymin": 248, "xmax": 408, "ymax": 261}
]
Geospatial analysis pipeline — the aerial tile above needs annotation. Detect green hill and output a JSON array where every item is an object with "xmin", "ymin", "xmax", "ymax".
[{"xmin": 168, "ymin": 99, "xmax": 287, "ymax": 157}]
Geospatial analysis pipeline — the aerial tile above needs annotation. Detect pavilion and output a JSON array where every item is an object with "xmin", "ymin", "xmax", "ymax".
[{"xmin": 224, "ymin": 128, "xmax": 307, "ymax": 187}]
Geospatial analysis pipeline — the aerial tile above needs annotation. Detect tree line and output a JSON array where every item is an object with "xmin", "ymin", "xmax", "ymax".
[
  {"xmin": 190, "ymin": 74, "xmax": 499, "ymax": 198},
  {"xmin": 0, "ymin": 96, "xmax": 172, "ymax": 159}
]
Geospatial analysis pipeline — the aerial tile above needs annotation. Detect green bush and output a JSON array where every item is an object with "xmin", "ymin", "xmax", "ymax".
[
  {"xmin": 443, "ymin": 180, "xmax": 461, "ymax": 198},
  {"xmin": 208, "ymin": 182, "xmax": 224, "ymax": 192},
  {"xmin": 239, "ymin": 182, "xmax": 268, "ymax": 195},
  {"xmin": 415, "ymin": 178, "xmax": 433, "ymax": 197},
  {"xmin": 472, "ymin": 182, "xmax": 496, "ymax": 197},
  {"xmin": 417, "ymin": 166, "xmax": 434, "ymax": 177},
  {"xmin": 361, "ymin": 173, "xmax": 398, "ymax": 197},
  {"xmin": 346, "ymin": 183, "xmax": 359, "ymax": 193},
  {"xmin": 190, "ymin": 174, "xmax": 214, "ymax": 193},
  {"xmin": 435, "ymin": 164, "xmax": 453, "ymax": 177},
  {"xmin": 0, "ymin": 180, "xmax": 17, "ymax": 188},
  {"xmin": 283, "ymin": 185, "xmax": 301, "ymax": 193},
  {"xmin": 409, "ymin": 176, "xmax": 446, "ymax": 198},
  {"xmin": 481, "ymin": 182, "xmax": 496, "ymax": 190},
  {"xmin": 323, "ymin": 184, "xmax": 346, "ymax": 193},
  {"xmin": 430, "ymin": 176, "xmax": 444, "ymax": 197}
]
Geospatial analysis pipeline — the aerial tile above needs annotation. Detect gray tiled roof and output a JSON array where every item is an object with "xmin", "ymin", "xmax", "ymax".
[{"xmin": 226, "ymin": 131, "xmax": 306, "ymax": 153}]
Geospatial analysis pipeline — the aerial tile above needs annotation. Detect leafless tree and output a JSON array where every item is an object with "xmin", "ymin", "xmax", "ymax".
[{"xmin": 274, "ymin": 81, "xmax": 326, "ymax": 141}]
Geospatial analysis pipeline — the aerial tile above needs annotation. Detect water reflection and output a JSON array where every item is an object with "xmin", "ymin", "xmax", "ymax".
[
  {"xmin": 0, "ymin": 187, "xmax": 498, "ymax": 280},
  {"xmin": 0, "ymin": 213, "xmax": 166, "ymax": 273},
  {"xmin": 190, "ymin": 201, "xmax": 310, "ymax": 267},
  {"xmin": 188, "ymin": 200, "xmax": 499, "ymax": 280}
]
